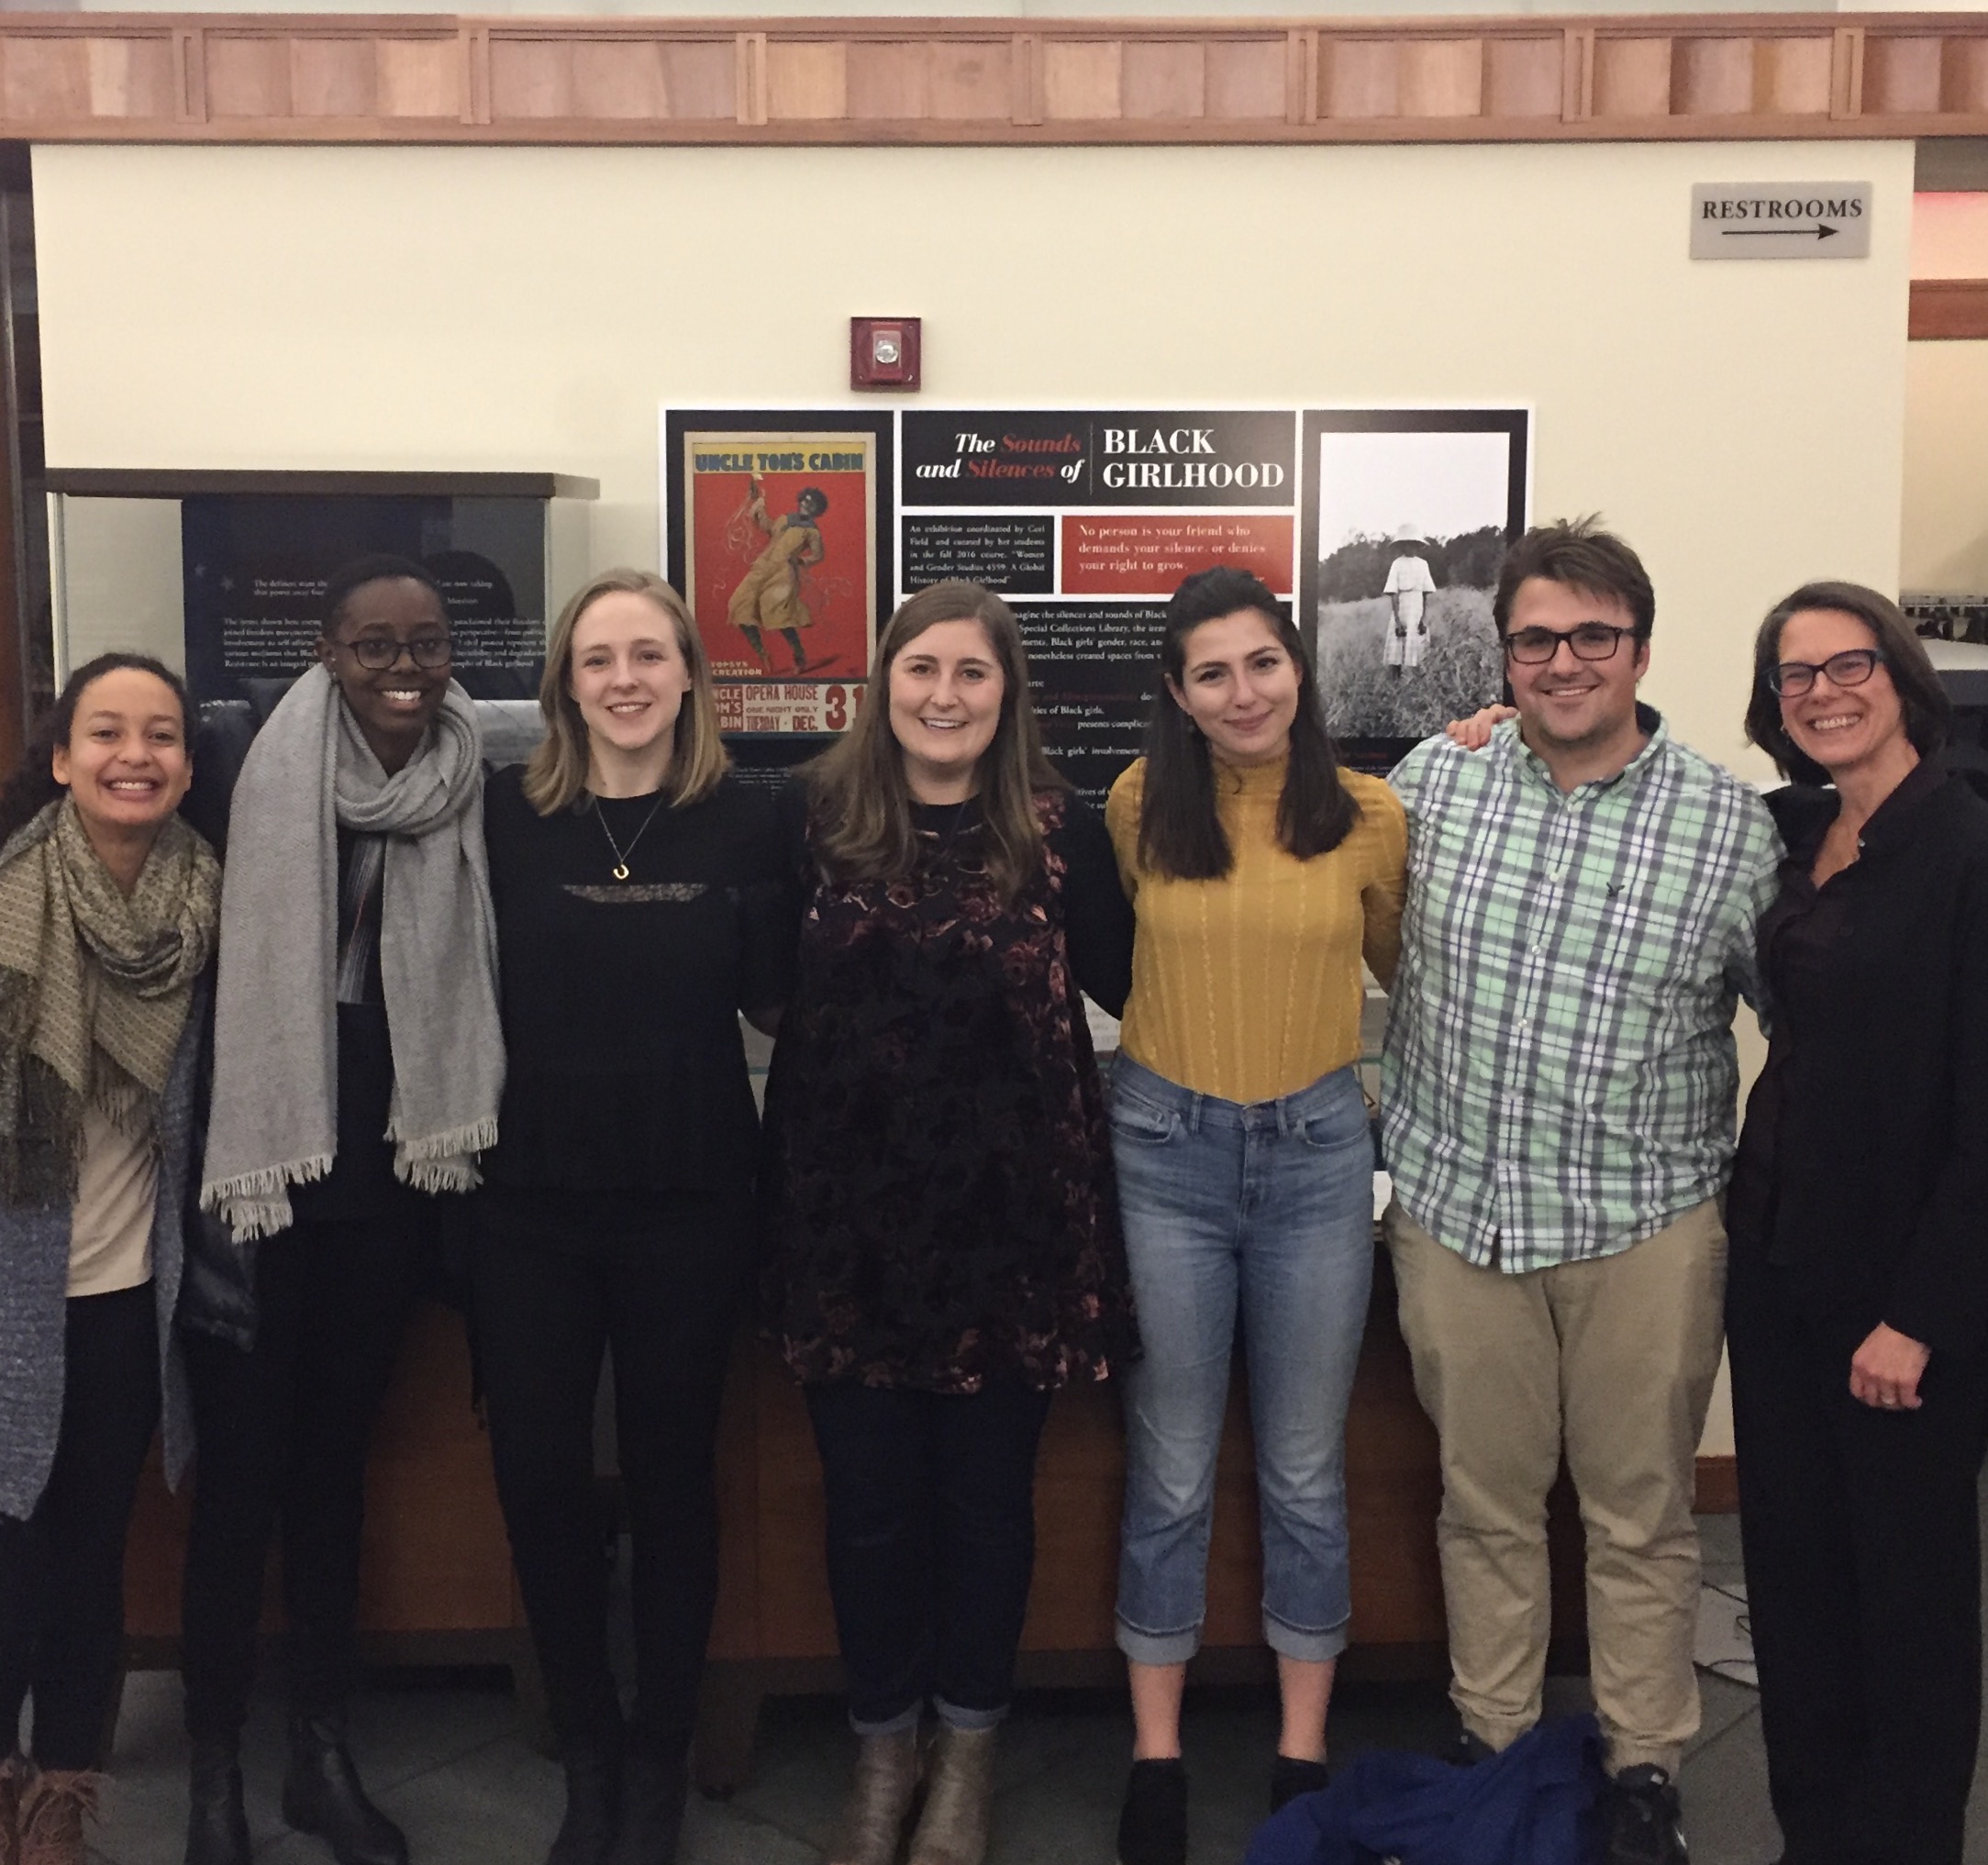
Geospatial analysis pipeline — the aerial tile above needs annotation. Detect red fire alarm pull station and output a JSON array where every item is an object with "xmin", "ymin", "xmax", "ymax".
[{"xmin": 850, "ymin": 317, "xmax": 921, "ymax": 392}]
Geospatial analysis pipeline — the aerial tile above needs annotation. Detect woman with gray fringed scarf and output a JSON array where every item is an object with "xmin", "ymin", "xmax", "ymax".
[
  {"xmin": 0, "ymin": 653, "xmax": 221, "ymax": 1865},
  {"xmin": 178, "ymin": 556, "xmax": 503, "ymax": 1865}
]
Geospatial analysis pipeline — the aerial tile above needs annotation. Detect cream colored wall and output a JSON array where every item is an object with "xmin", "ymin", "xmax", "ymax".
[
  {"xmin": 1904, "ymin": 343, "xmax": 1988, "ymax": 590},
  {"xmin": 33, "ymin": 137, "xmax": 1913, "ymax": 791}
]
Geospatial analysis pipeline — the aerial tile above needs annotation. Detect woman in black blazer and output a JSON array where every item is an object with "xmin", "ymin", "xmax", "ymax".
[{"xmin": 1727, "ymin": 580, "xmax": 1988, "ymax": 1865}]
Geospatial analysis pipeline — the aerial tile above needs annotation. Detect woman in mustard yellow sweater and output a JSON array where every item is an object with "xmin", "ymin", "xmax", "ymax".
[{"xmin": 1106, "ymin": 567, "xmax": 1405, "ymax": 1865}]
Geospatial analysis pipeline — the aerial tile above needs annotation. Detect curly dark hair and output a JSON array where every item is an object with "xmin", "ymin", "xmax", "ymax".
[{"xmin": 0, "ymin": 652, "xmax": 194, "ymax": 849}]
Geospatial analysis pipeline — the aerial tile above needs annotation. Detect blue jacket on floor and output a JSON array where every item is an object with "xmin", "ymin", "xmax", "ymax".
[{"xmin": 1243, "ymin": 1715, "xmax": 1606, "ymax": 1865}]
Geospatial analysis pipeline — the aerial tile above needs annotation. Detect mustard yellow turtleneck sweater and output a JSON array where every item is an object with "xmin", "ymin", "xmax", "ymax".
[{"xmin": 1105, "ymin": 754, "xmax": 1405, "ymax": 1105}]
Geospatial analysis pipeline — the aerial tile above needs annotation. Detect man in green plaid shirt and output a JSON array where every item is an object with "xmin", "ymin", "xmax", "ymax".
[{"xmin": 1380, "ymin": 519, "xmax": 1780, "ymax": 1865}]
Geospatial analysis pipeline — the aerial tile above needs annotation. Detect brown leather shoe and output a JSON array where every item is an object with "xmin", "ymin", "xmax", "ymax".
[
  {"xmin": 828, "ymin": 1729, "xmax": 919, "ymax": 1865},
  {"xmin": 907, "ymin": 1726, "xmax": 997, "ymax": 1865},
  {"xmin": 17, "ymin": 1769, "xmax": 101, "ymax": 1865},
  {"xmin": 0, "ymin": 1754, "xmax": 28, "ymax": 1865}
]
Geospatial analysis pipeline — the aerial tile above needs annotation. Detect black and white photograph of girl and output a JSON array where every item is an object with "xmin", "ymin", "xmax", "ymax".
[{"xmin": 1301, "ymin": 410, "xmax": 1528, "ymax": 758}]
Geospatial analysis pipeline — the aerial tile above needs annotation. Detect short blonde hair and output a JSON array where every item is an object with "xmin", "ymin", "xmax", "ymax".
[{"xmin": 523, "ymin": 569, "xmax": 728, "ymax": 816}]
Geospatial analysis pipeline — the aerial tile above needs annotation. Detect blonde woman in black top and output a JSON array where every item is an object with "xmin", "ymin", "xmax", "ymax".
[{"xmin": 472, "ymin": 570, "xmax": 792, "ymax": 1865}]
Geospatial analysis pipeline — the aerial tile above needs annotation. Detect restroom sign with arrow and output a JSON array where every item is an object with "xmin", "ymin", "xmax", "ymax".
[{"xmin": 1691, "ymin": 183, "xmax": 1872, "ymax": 260}]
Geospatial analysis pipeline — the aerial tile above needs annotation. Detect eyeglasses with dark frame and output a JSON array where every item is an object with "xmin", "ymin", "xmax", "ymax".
[
  {"xmin": 1767, "ymin": 648, "xmax": 1883, "ymax": 699},
  {"xmin": 1503, "ymin": 622, "xmax": 1640, "ymax": 665},
  {"xmin": 339, "ymin": 634, "xmax": 453, "ymax": 672}
]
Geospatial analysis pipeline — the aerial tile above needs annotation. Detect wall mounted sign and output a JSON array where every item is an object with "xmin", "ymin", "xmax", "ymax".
[
  {"xmin": 1690, "ymin": 182, "xmax": 1872, "ymax": 259},
  {"xmin": 899, "ymin": 409, "xmax": 1298, "ymax": 798},
  {"xmin": 662, "ymin": 406, "xmax": 1529, "ymax": 796}
]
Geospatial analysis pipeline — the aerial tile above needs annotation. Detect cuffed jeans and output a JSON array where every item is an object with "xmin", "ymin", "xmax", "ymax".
[{"xmin": 1112, "ymin": 1057, "xmax": 1374, "ymax": 1667}]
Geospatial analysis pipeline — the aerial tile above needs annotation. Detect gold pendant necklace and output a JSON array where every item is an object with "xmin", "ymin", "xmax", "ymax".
[{"xmin": 595, "ymin": 791, "xmax": 668, "ymax": 881}]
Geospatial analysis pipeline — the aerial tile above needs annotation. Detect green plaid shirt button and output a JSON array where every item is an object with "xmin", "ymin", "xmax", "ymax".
[{"xmin": 1381, "ymin": 714, "xmax": 1782, "ymax": 1273}]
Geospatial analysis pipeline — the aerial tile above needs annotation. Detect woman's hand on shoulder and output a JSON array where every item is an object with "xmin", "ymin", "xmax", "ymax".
[
  {"xmin": 1444, "ymin": 705, "xmax": 1517, "ymax": 751},
  {"xmin": 1849, "ymin": 1321, "xmax": 1931, "ymax": 1411}
]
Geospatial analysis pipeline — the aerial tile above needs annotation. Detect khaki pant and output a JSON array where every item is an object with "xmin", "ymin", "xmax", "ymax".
[{"xmin": 1384, "ymin": 1199, "xmax": 1727, "ymax": 1776}]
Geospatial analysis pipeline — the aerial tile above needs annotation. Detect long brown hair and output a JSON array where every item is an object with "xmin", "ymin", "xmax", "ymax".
[
  {"xmin": 522, "ymin": 569, "xmax": 727, "ymax": 816},
  {"xmin": 1137, "ymin": 566, "xmax": 1357, "ymax": 881},
  {"xmin": 805, "ymin": 582, "xmax": 1065, "ymax": 903}
]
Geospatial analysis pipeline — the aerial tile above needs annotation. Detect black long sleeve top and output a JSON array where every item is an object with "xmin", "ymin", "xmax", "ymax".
[
  {"xmin": 479, "ymin": 764, "xmax": 797, "ymax": 1198},
  {"xmin": 1728, "ymin": 763, "xmax": 1988, "ymax": 1356}
]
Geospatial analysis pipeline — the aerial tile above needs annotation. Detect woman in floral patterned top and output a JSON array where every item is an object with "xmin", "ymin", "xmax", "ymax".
[{"xmin": 761, "ymin": 580, "xmax": 1135, "ymax": 1865}]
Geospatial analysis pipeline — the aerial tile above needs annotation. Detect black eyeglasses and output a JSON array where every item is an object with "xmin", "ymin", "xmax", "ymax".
[
  {"xmin": 1768, "ymin": 648, "xmax": 1882, "ymax": 698},
  {"xmin": 340, "ymin": 634, "xmax": 453, "ymax": 672},
  {"xmin": 1504, "ymin": 622, "xmax": 1639, "ymax": 665}
]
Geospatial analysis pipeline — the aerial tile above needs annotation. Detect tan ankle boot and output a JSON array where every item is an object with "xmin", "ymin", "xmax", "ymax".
[
  {"xmin": 17, "ymin": 1770, "xmax": 100, "ymax": 1865},
  {"xmin": 0, "ymin": 1754, "xmax": 28, "ymax": 1865},
  {"xmin": 907, "ymin": 1725, "xmax": 997, "ymax": 1865},
  {"xmin": 828, "ymin": 1728, "xmax": 920, "ymax": 1865}
]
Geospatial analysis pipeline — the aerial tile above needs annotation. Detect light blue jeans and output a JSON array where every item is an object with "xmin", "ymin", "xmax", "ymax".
[{"xmin": 1111, "ymin": 1055, "xmax": 1374, "ymax": 1666}]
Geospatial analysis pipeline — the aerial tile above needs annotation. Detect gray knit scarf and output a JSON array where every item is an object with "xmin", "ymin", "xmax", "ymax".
[
  {"xmin": 200, "ymin": 667, "xmax": 503, "ymax": 1241},
  {"xmin": 0, "ymin": 798, "xmax": 220, "ymax": 1205}
]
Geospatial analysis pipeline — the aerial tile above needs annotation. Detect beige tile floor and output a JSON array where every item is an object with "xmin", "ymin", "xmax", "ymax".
[{"xmin": 58, "ymin": 1509, "xmax": 1988, "ymax": 1864}]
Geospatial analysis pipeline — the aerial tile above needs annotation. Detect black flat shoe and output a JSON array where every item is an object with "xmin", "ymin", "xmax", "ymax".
[
  {"xmin": 1269, "ymin": 1755, "xmax": 1331, "ymax": 1813},
  {"xmin": 1116, "ymin": 1758, "xmax": 1186, "ymax": 1865}
]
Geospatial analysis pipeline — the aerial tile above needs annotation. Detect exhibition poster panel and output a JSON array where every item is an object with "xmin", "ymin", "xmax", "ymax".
[
  {"xmin": 665, "ymin": 411, "xmax": 894, "ymax": 740},
  {"xmin": 897, "ymin": 410, "xmax": 1298, "ymax": 805},
  {"xmin": 662, "ymin": 406, "xmax": 1527, "ymax": 792}
]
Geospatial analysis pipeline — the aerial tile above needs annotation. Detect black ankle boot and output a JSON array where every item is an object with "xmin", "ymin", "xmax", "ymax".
[
  {"xmin": 547, "ymin": 1748, "xmax": 622, "ymax": 1865},
  {"xmin": 281, "ymin": 1714, "xmax": 409, "ymax": 1865},
  {"xmin": 607, "ymin": 1747, "xmax": 686, "ymax": 1865},
  {"xmin": 184, "ymin": 1736, "xmax": 250, "ymax": 1865}
]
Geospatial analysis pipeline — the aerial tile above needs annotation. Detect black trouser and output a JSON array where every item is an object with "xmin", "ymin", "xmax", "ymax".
[
  {"xmin": 1728, "ymin": 1249, "xmax": 1988, "ymax": 1865},
  {"xmin": 180, "ymin": 1215, "xmax": 426, "ymax": 1741},
  {"xmin": 0, "ymin": 1282, "xmax": 160, "ymax": 1771},
  {"xmin": 804, "ymin": 1380, "xmax": 1052, "ymax": 1734},
  {"xmin": 470, "ymin": 1191, "xmax": 749, "ymax": 1760}
]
